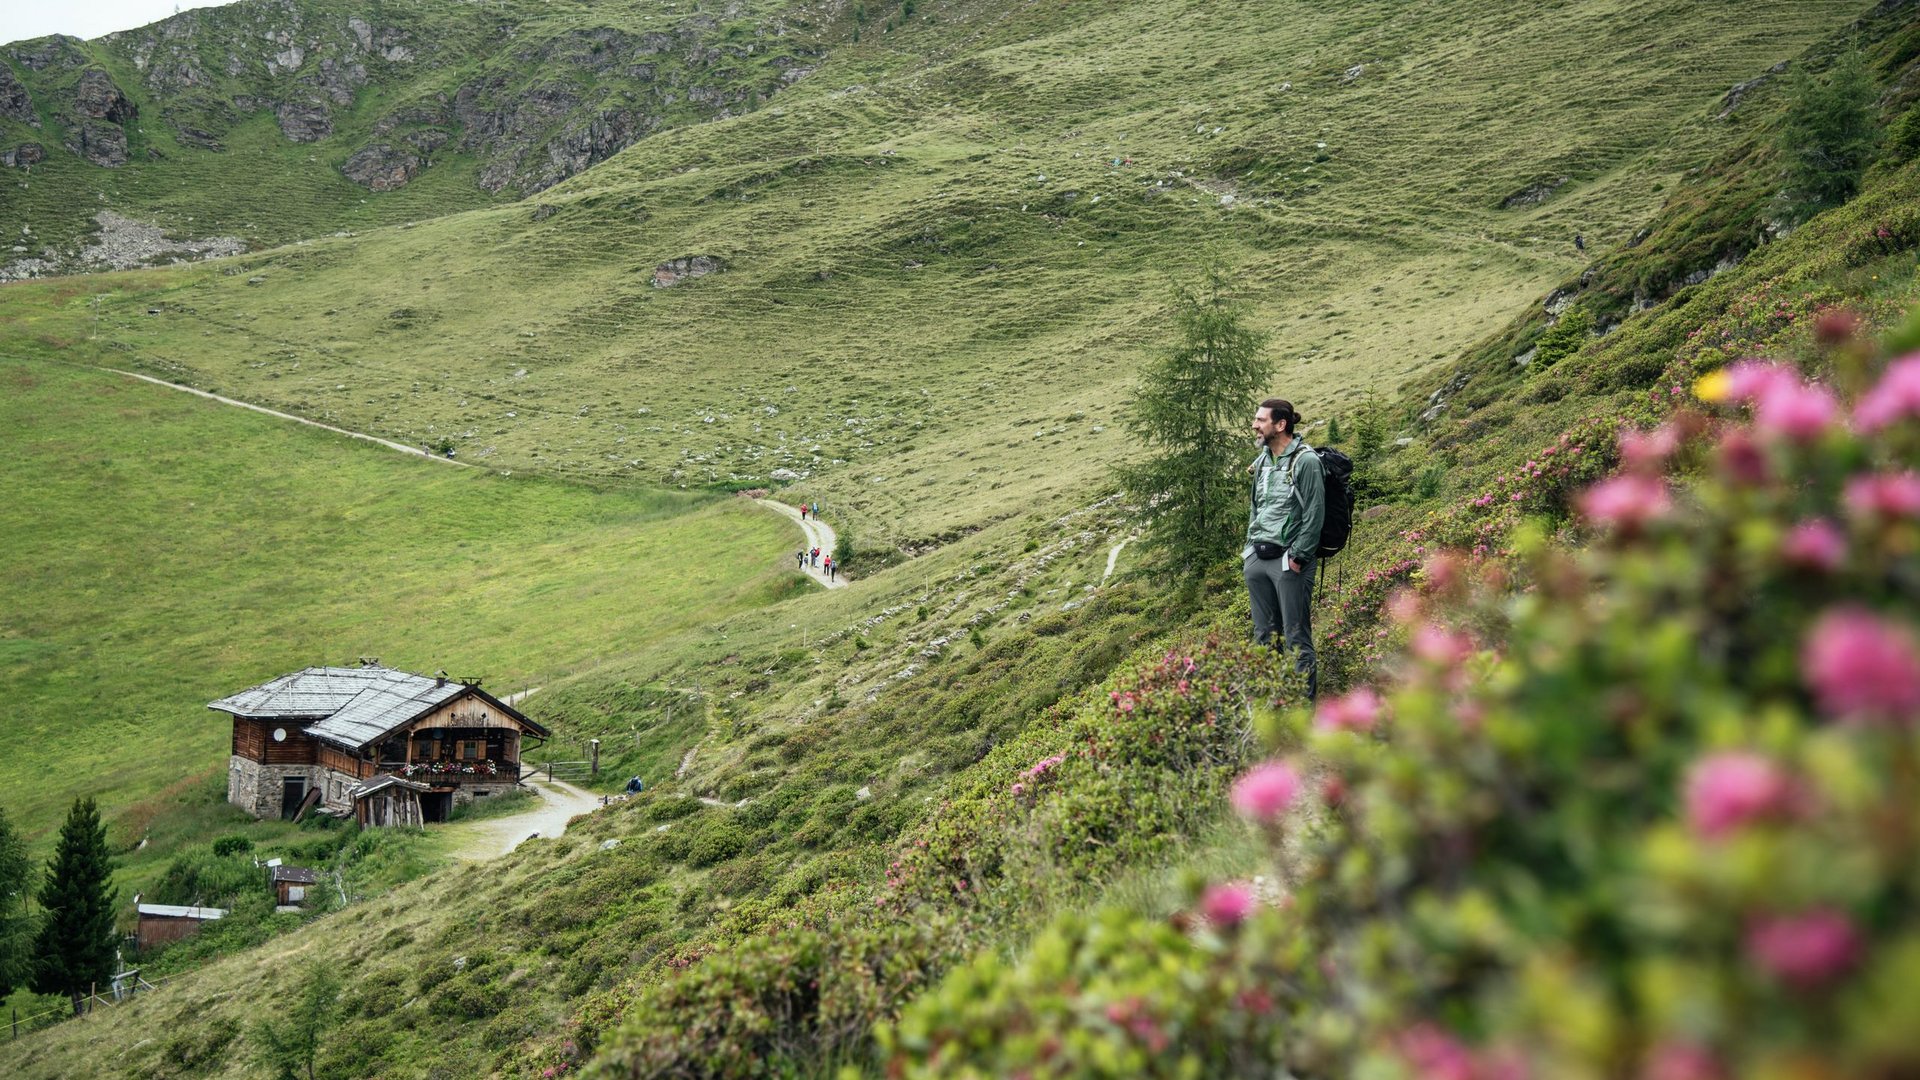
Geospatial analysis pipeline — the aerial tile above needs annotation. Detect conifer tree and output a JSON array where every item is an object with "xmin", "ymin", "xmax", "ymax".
[
  {"xmin": 0, "ymin": 804, "xmax": 31, "ymax": 1000},
  {"xmin": 255, "ymin": 968, "xmax": 342, "ymax": 1080},
  {"xmin": 1118, "ymin": 266, "xmax": 1272, "ymax": 582},
  {"xmin": 1778, "ymin": 51, "xmax": 1879, "ymax": 221},
  {"xmin": 31, "ymin": 797, "xmax": 116, "ymax": 1014}
]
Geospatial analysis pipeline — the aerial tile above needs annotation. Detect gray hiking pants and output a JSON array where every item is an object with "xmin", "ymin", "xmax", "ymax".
[{"xmin": 1244, "ymin": 551, "xmax": 1317, "ymax": 699}]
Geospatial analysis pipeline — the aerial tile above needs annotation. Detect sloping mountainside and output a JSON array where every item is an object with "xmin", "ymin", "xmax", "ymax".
[
  {"xmin": 0, "ymin": 0, "xmax": 1872, "ymax": 550},
  {"xmin": 3, "ymin": 0, "xmax": 1919, "ymax": 1077},
  {"xmin": 0, "ymin": 0, "xmax": 825, "ymax": 274}
]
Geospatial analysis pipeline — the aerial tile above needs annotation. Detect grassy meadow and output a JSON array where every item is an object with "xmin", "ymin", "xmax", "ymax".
[{"xmin": 0, "ymin": 355, "xmax": 799, "ymax": 862}]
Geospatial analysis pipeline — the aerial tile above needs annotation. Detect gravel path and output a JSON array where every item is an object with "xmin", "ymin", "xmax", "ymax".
[
  {"xmin": 442, "ymin": 775, "xmax": 602, "ymax": 860},
  {"xmin": 760, "ymin": 499, "xmax": 848, "ymax": 589}
]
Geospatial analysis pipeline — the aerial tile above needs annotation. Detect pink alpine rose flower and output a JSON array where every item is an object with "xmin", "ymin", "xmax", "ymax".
[
  {"xmin": 1642, "ymin": 1043, "xmax": 1723, "ymax": 1080},
  {"xmin": 1853, "ymin": 353, "xmax": 1920, "ymax": 432},
  {"xmin": 1684, "ymin": 752, "xmax": 1794, "ymax": 839},
  {"xmin": 1618, "ymin": 422, "xmax": 1682, "ymax": 473},
  {"xmin": 1717, "ymin": 360, "xmax": 1796, "ymax": 405},
  {"xmin": 1746, "ymin": 908, "xmax": 1861, "ymax": 990},
  {"xmin": 1230, "ymin": 760, "xmax": 1301, "ymax": 823},
  {"xmin": 1411, "ymin": 623, "xmax": 1475, "ymax": 666},
  {"xmin": 1314, "ymin": 687, "xmax": 1384, "ymax": 734},
  {"xmin": 1199, "ymin": 882, "xmax": 1255, "ymax": 926},
  {"xmin": 1578, "ymin": 473, "xmax": 1672, "ymax": 531},
  {"xmin": 1753, "ymin": 379, "xmax": 1840, "ymax": 443},
  {"xmin": 1802, "ymin": 607, "xmax": 1920, "ymax": 722},
  {"xmin": 1397, "ymin": 1024, "xmax": 1476, "ymax": 1080},
  {"xmin": 1780, "ymin": 518, "xmax": 1846, "ymax": 573},
  {"xmin": 1844, "ymin": 471, "xmax": 1920, "ymax": 520}
]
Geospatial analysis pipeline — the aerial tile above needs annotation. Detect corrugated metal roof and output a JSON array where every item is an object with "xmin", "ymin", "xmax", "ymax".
[
  {"xmin": 270, "ymin": 866, "xmax": 320, "ymax": 884},
  {"xmin": 137, "ymin": 904, "xmax": 226, "ymax": 920}
]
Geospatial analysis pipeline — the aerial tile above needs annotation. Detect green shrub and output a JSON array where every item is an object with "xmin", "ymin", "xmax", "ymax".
[
  {"xmin": 688, "ymin": 819, "xmax": 750, "ymax": 868},
  {"xmin": 210, "ymin": 835, "xmax": 252, "ymax": 858},
  {"xmin": 1532, "ymin": 304, "xmax": 1594, "ymax": 371}
]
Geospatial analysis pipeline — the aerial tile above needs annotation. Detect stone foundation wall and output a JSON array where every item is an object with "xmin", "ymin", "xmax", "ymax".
[
  {"xmin": 227, "ymin": 756, "xmax": 354, "ymax": 819},
  {"xmin": 452, "ymin": 781, "xmax": 519, "ymax": 807}
]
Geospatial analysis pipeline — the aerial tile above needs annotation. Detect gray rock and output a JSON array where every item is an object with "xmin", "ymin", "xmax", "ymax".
[
  {"xmin": 1544, "ymin": 287, "xmax": 1577, "ymax": 317},
  {"xmin": 274, "ymin": 99, "xmax": 332, "ymax": 142},
  {"xmin": 69, "ymin": 118, "xmax": 129, "ymax": 167},
  {"xmin": 1502, "ymin": 176, "xmax": 1568, "ymax": 210},
  {"xmin": 0, "ymin": 61, "xmax": 36, "ymax": 126},
  {"xmin": 652, "ymin": 255, "xmax": 725, "ymax": 288},
  {"xmin": 2, "ymin": 142, "xmax": 44, "ymax": 168},
  {"xmin": 73, "ymin": 68, "xmax": 135, "ymax": 123},
  {"xmin": 342, "ymin": 143, "xmax": 424, "ymax": 191},
  {"xmin": 1513, "ymin": 346, "xmax": 1538, "ymax": 368}
]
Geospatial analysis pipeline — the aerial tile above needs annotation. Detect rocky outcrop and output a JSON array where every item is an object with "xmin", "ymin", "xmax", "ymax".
[
  {"xmin": 6, "ymin": 36, "xmax": 88, "ymax": 73},
  {"xmin": 74, "ymin": 68, "xmax": 136, "ymax": 123},
  {"xmin": 342, "ymin": 143, "xmax": 423, "ymax": 191},
  {"xmin": 0, "ymin": 62, "xmax": 35, "ymax": 125},
  {"xmin": 653, "ymin": 255, "xmax": 725, "ymax": 287},
  {"xmin": 69, "ymin": 120, "xmax": 129, "ymax": 167},
  {"xmin": 274, "ymin": 98, "xmax": 331, "ymax": 142},
  {"xmin": 1501, "ymin": 176, "xmax": 1568, "ymax": 210},
  {"xmin": 2, "ymin": 142, "xmax": 45, "ymax": 167}
]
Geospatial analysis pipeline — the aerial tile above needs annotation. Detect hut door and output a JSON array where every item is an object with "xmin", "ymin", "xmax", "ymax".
[{"xmin": 280, "ymin": 777, "xmax": 306, "ymax": 820}]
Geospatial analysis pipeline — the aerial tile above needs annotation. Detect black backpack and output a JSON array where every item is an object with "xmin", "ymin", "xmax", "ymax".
[{"xmin": 1295, "ymin": 446, "xmax": 1356, "ymax": 559}]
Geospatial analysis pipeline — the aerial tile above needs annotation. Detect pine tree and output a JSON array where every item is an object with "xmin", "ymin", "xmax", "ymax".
[
  {"xmin": 1117, "ymin": 266, "xmax": 1272, "ymax": 583},
  {"xmin": 0, "ymin": 804, "xmax": 31, "ymax": 1000},
  {"xmin": 1778, "ymin": 51, "xmax": 1879, "ymax": 221},
  {"xmin": 31, "ymin": 797, "xmax": 117, "ymax": 1014}
]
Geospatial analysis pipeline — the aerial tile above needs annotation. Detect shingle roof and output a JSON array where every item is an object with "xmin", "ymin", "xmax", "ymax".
[
  {"xmin": 210, "ymin": 666, "xmax": 545, "ymax": 751},
  {"xmin": 270, "ymin": 866, "xmax": 320, "ymax": 884},
  {"xmin": 351, "ymin": 774, "xmax": 432, "ymax": 798}
]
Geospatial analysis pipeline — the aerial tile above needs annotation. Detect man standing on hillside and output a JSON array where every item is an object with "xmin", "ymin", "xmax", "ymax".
[{"xmin": 1244, "ymin": 398, "xmax": 1324, "ymax": 699}]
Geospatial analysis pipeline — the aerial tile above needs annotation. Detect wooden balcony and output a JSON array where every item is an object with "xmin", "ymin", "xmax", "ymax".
[{"xmin": 376, "ymin": 759, "xmax": 519, "ymax": 784}]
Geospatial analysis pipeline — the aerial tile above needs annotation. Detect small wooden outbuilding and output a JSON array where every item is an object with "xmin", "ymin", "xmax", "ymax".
[
  {"xmin": 352, "ymin": 774, "xmax": 430, "ymax": 828},
  {"xmin": 135, "ymin": 902, "xmax": 226, "ymax": 951},
  {"xmin": 270, "ymin": 865, "xmax": 319, "ymax": 906}
]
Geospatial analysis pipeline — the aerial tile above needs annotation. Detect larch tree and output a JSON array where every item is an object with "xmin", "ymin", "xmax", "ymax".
[
  {"xmin": 1118, "ymin": 266, "xmax": 1272, "ymax": 584},
  {"xmin": 31, "ymin": 797, "xmax": 117, "ymax": 1014}
]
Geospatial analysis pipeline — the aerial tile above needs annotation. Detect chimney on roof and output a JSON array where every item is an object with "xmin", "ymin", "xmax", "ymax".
[{"xmin": 435, "ymin": 670, "xmax": 447, "ymax": 687}]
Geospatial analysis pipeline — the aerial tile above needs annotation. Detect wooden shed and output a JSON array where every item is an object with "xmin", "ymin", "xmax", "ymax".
[
  {"xmin": 270, "ymin": 865, "xmax": 319, "ymax": 906},
  {"xmin": 135, "ymin": 903, "xmax": 226, "ymax": 951},
  {"xmin": 352, "ymin": 774, "xmax": 430, "ymax": 828}
]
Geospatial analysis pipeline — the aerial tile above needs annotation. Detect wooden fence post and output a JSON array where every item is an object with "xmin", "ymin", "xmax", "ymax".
[{"xmin": 590, "ymin": 739, "xmax": 601, "ymax": 778}]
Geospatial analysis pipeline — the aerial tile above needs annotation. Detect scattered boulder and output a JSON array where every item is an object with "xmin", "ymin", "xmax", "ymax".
[
  {"xmin": 1717, "ymin": 61, "xmax": 1788, "ymax": 120},
  {"xmin": 2, "ymin": 142, "xmax": 44, "ymax": 168},
  {"xmin": 652, "ymin": 255, "xmax": 725, "ymax": 288},
  {"xmin": 342, "ymin": 143, "xmax": 424, "ymax": 191},
  {"xmin": 1342, "ymin": 63, "xmax": 1366, "ymax": 82}
]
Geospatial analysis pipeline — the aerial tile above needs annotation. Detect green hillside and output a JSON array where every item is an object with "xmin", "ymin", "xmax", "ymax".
[
  {"xmin": 3, "ymin": 0, "xmax": 1863, "ymax": 545},
  {"xmin": 2, "ymin": 0, "xmax": 1918, "ymax": 1075}
]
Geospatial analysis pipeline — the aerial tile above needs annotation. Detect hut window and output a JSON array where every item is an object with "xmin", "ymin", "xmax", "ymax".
[{"xmin": 462, "ymin": 741, "xmax": 480, "ymax": 760}]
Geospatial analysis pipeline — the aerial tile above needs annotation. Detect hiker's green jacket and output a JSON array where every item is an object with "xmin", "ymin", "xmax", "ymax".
[{"xmin": 1244, "ymin": 438, "xmax": 1325, "ymax": 563}]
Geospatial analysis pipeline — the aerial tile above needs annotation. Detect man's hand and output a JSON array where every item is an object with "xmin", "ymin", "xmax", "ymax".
[{"xmin": 1288, "ymin": 557, "xmax": 1302, "ymax": 573}]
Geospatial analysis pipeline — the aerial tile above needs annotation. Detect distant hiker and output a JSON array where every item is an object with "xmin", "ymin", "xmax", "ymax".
[
  {"xmin": 800, "ymin": 504, "xmax": 809, "ymax": 520},
  {"xmin": 625, "ymin": 775, "xmax": 644, "ymax": 795},
  {"xmin": 828, "ymin": 556, "xmax": 837, "ymax": 582},
  {"xmin": 811, "ymin": 547, "xmax": 820, "ymax": 567},
  {"xmin": 1244, "ymin": 398, "xmax": 1324, "ymax": 699},
  {"xmin": 796, "ymin": 550, "xmax": 806, "ymax": 569},
  {"xmin": 1574, "ymin": 233, "xmax": 1585, "ymax": 252},
  {"xmin": 811, "ymin": 501, "xmax": 820, "ymax": 517}
]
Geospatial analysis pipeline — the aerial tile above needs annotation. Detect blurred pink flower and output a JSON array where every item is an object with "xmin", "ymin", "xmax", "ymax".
[
  {"xmin": 1386, "ymin": 588, "xmax": 1423, "ymax": 626},
  {"xmin": 1746, "ymin": 908, "xmax": 1861, "ymax": 990},
  {"xmin": 1618, "ymin": 423, "xmax": 1682, "ymax": 473},
  {"xmin": 1844, "ymin": 471, "xmax": 1920, "ymax": 520},
  {"xmin": 1315, "ymin": 687, "xmax": 1384, "ymax": 734},
  {"xmin": 1579, "ymin": 474, "xmax": 1671, "ymax": 530},
  {"xmin": 1714, "ymin": 428, "xmax": 1770, "ymax": 487},
  {"xmin": 1780, "ymin": 518, "xmax": 1846, "ymax": 573},
  {"xmin": 1199, "ymin": 882, "xmax": 1254, "ymax": 926},
  {"xmin": 1753, "ymin": 379, "xmax": 1840, "ymax": 443},
  {"xmin": 1009, "ymin": 782, "xmax": 1027, "ymax": 796},
  {"xmin": 1642, "ymin": 1042, "xmax": 1723, "ymax": 1080},
  {"xmin": 1411, "ymin": 623, "xmax": 1475, "ymax": 666},
  {"xmin": 1719, "ymin": 360, "xmax": 1796, "ymax": 404},
  {"xmin": 1230, "ymin": 761, "xmax": 1301, "ymax": 822},
  {"xmin": 1398, "ymin": 1023, "xmax": 1476, "ymax": 1080},
  {"xmin": 1803, "ymin": 608, "xmax": 1920, "ymax": 722},
  {"xmin": 1853, "ymin": 353, "xmax": 1920, "ymax": 432},
  {"xmin": 1684, "ymin": 752, "xmax": 1793, "ymax": 839}
]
